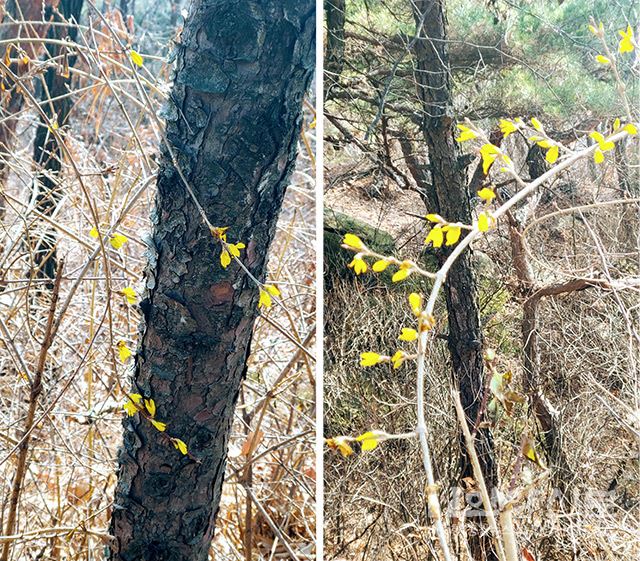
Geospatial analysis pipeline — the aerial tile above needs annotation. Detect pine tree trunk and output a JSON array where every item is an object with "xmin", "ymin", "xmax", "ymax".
[
  {"xmin": 411, "ymin": 1, "xmax": 497, "ymax": 558},
  {"xmin": 324, "ymin": 0, "xmax": 345, "ymax": 95},
  {"xmin": 107, "ymin": 2, "xmax": 315, "ymax": 560}
]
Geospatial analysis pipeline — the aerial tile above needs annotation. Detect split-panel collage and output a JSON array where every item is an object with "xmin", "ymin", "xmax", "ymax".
[{"xmin": 0, "ymin": 1, "xmax": 637, "ymax": 560}]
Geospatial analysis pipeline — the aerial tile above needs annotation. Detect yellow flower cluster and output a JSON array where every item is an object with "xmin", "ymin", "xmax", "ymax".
[{"xmin": 122, "ymin": 394, "xmax": 188, "ymax": 456}]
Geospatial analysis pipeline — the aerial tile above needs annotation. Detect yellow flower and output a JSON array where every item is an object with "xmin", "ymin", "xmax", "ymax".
[
  {"xmin": 117, "ymin": 341, "xmax": 132, "ymax": 362},
  {"xmin": 342, "ymin": 233, "xmax": 365, "ymax": 250},
  {"xmin": 624, "ymin": 123, "xmax": 638, "ymax": 135},
  {"xmin": 477, "ymin": 187, "xmax": 496, "ymax": 202},
  {"xmin": 326, "ymin": 436, "xmax": 354, "ymax": 457},
  {"xmin": 392, "ymin": 263, "xmax": 412, "ymax": 283},
  {"xmin": 121, "ymin": 286, "xmax": 137, "ymax": 305},
  {"xmin": 443, "ymin": 224, "xmax": 462, "ymax": 246},
  {"xmin": 211, "ymin": 226, "xmax": 229, "ymax": 241},
  {"xmin": 172, "ymin": 438, "xmax": 188, "ymax": 455},
  {"xmin": 530, "ymin": 117, "xmax": 543, "ymax": 131},
  {"xmin": 618, "ymin": 25, "xmax": 635, "ymax": 53},
  {"xmin": 123, "ymin": 400, "xmax": 138, "ymax": 417},
  {"xmin": 425, "ymin": 225, "xmax": 444, "ymax": 248},
  {"xmin": 128, "ymin": 393, "xmax": 142, "ymax": 404},
  {"xmin": 220, "ymin": 249, "xmax": 231, "ymax": 268},
  {"xmin": 89, "ymin": 227, "xmax": 99, "ymax": 239},
  {"xmin": 408, "ymin": 293, "xmax": 422, "ymax": 315},
  {"xmin": 594, "ymin": 148, "xmax": 605, "ymax": 164},
  {"xmin": 589, "ymin": 131, "xmax": 615, "ymax": 151},
  {"xmin": 110, "ymin": 233, "xmax": 128, "ymax": 250},
  {"xmin": 348, "ymin": 256, "xmax": 367, "ymax": 275},
  {"xmin": 258, "ymin": 284, "xmax": 280, "ymax": 309},
  {"xmin": 499, "ymin": 119, "xmax": 518, "ymax": 137},
  {"xmin": 455, "ymin": 124, "xmax": 477, "ymax": 142},
  {"xmin": 425, "ymin": 213, "xmax": 443, "ymax": 223},
  {"xmin": 545, "ymin": 145, "xmax": 559, "ymax": 164},
  {"xmin": 372, "ymin": 259, "xmax": 390, "ymax": 272},
  {"xmin": 129, "ymin": 49, "xmax": 144, "ymax": 67},
  {"xmin": 258, "ymin": 289, "xmax": 273, "ymax": 309},
  {"xmin": 479, "ymin": 143, "xmax": 500, "ymax": 174},
  {"xmin": 360, "ymin": 352, "xmax": 382, "ymax": 367},
  {"xmin": 264, "ymin": 284, "xmax": 281, "ymax": 297},
  {"xmin": 478, "ymin": 212, "xmax": 496, "ymax": 232},
  {"xmin": 356, "ymin": 430, "xmax": 385, "ymax": 451},
  {"xmin": 595, "ymin": 54, "xmax": 611, "ymax": 65},
  {"xmin": 391, "ymin": 350, "xmax": 406, "ymax": 369},
  {"xmin": 399, "ymin": 328, "xmax": 418, "ymax": 342},
  {"xmin": 228, "ymin": 242, "xmax": 245, "ymax": 258},
  {"xmin": 151, "ymin": 419, "xmax": 167, "ymax": 432},
  {"xmin": 144, "ymin": 398, "xmax": 156, "ymax": 417},
  {"xmin": 588, "ymin": 22, "xmax": 604, "ymax": 36}
]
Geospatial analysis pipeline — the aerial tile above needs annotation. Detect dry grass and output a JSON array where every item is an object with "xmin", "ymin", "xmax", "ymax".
[{"xmin": 0, "ymin": 7, "xmax": 315, "ymax": 561}]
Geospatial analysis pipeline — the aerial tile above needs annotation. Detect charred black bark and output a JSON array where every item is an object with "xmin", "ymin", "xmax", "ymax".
[
  {"xmin": 108, "ymin": 2, "xmax": 314, "ymax": 560},
  {"xmin": 31, "ymin": 0, "xmax": 83, "ymax": 284},
  {"xmin": 411, "ymin": 1, "xmax": 496, "ymax": 558}
]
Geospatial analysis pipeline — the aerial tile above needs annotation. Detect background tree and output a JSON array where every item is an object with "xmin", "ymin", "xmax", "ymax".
[
  {"xmin": 31, "ymin": 0, "xmax": 84, "ymax": 284},
  {"xmin": 108, "ymin": 1, "xmax": 315, "ymax": 560},
  {"xmin": 411, "ymin": 1, "xmax": 496, "ymax": 557}
]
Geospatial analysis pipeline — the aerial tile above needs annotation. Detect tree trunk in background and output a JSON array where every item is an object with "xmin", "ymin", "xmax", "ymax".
[
  {"xmin": 0, "ymin": 1, "xmax": 59, "ymax": 187},
  {"xmin": 119, "ymin": 0, "xmax": 130, "ymax": 16},
  {"xmin": 411, "ymin": 1, "xmax": 497, "ymax": 559},
  {"xmin": 108, "ymin": 2, "xmax": 314, "ymax": 560},
  {"xmin": 31, "ymin": 0, "xmax": 83, "ymax": 285},
  {"xmin": 324, "ymin": 0, "xmax": 345, "ymax": 96}
]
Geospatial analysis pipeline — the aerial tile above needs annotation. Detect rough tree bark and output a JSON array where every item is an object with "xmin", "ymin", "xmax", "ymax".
[
  {"xmin": 107, "ymin": 2, "xmax": 314, "ymax": 561},
  {"xmin": 31, "ymin": 0, "xmax": 83, "ymax": 284},
  {"xmin": 410, "ymin": 1, "xmax": 497, "ymax": 558},
  {"xmin": 324, "ymin": 0, "xmax": 345, "ymax": 95}
]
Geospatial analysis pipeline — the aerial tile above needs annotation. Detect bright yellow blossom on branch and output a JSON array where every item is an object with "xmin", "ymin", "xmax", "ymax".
[
  {"xmin": 425, "ymin": 225, "xmax": 444, "ymax": 248},
  {"xmin": 258, "ymin": 284, "xmax": 281, "ymax": 309},
  {"xmin": 409, "ymin": 293, "xmax": 422, "ymax": 315},
  {"xmin": 360, "ymin": 352, "xmax": 382, "ymax": 367},
  {"xmin": 348, "ymin": 256, "xmax": 367, "ymax": 275},
  {"xmin": 618, "ymin": 25, "xmax": 635, "ymax": 53},
  {"xmin": 443, "ymin": 224, "xmax": 462, "ymax": 246},
  {"xmin": 151, "ymin": 419, "xmax": 167, "ymax": 432},
  {"xmin": 326, "ymin": 436, "xmax": 354, "ymax": 457},
  {"xmin": 110, "ymin": 233, "xmax": 128, "ymax": 250},
  {"xmin": 172, "ymin": 438, "xmax": 188, "ymax": 455},
  {"xmin": 342, "ymin": 233, "xmax": 366, "ymax": 250},
  {"xmin": 477, "ymin": 187, "xmax": 496, "ymax": 203},
  {"xmin": 356, "ymin": 431, "xmax": 385, "ymax": 451},
  {"xmin": 372, "ymin": 259, "xmax": 390, "ymax": 272},
  {"xmin": 391, "ymin": 350, "xmax": 406, "ymax": 369},
  {"xmin": 121, "ymin": 286, "xmax": 137, "ymax": 305},
  {"xmin": 123, "ymin": 399, "xmax": 138, "ymax": 416},
  {"xmin": 392, "ymin": 262, "xmax": 412, "ymax": 283},
  {"xmin": 478, "ymin": 211, "xmax": 496, "ymax": 232},
  {"xmin": 399, "ymin": 328, "xmax": 418, "ymax": 342},
  {"xmin": 455, "ymin": 124, "xmax": 477, "ymax": 142},
  {"xmin": 117, "ymin": 341, "xmax": 132, "ymax": 362}
]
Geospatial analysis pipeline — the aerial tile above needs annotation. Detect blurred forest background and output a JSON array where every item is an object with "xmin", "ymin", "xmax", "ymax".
[
  {"xmin": 323, "ymin": 0, "xmax": 639, "ymax": 560},
  {"xmin": 0, "ymin": 1, "xmax": 316, "ymax": 560}
]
